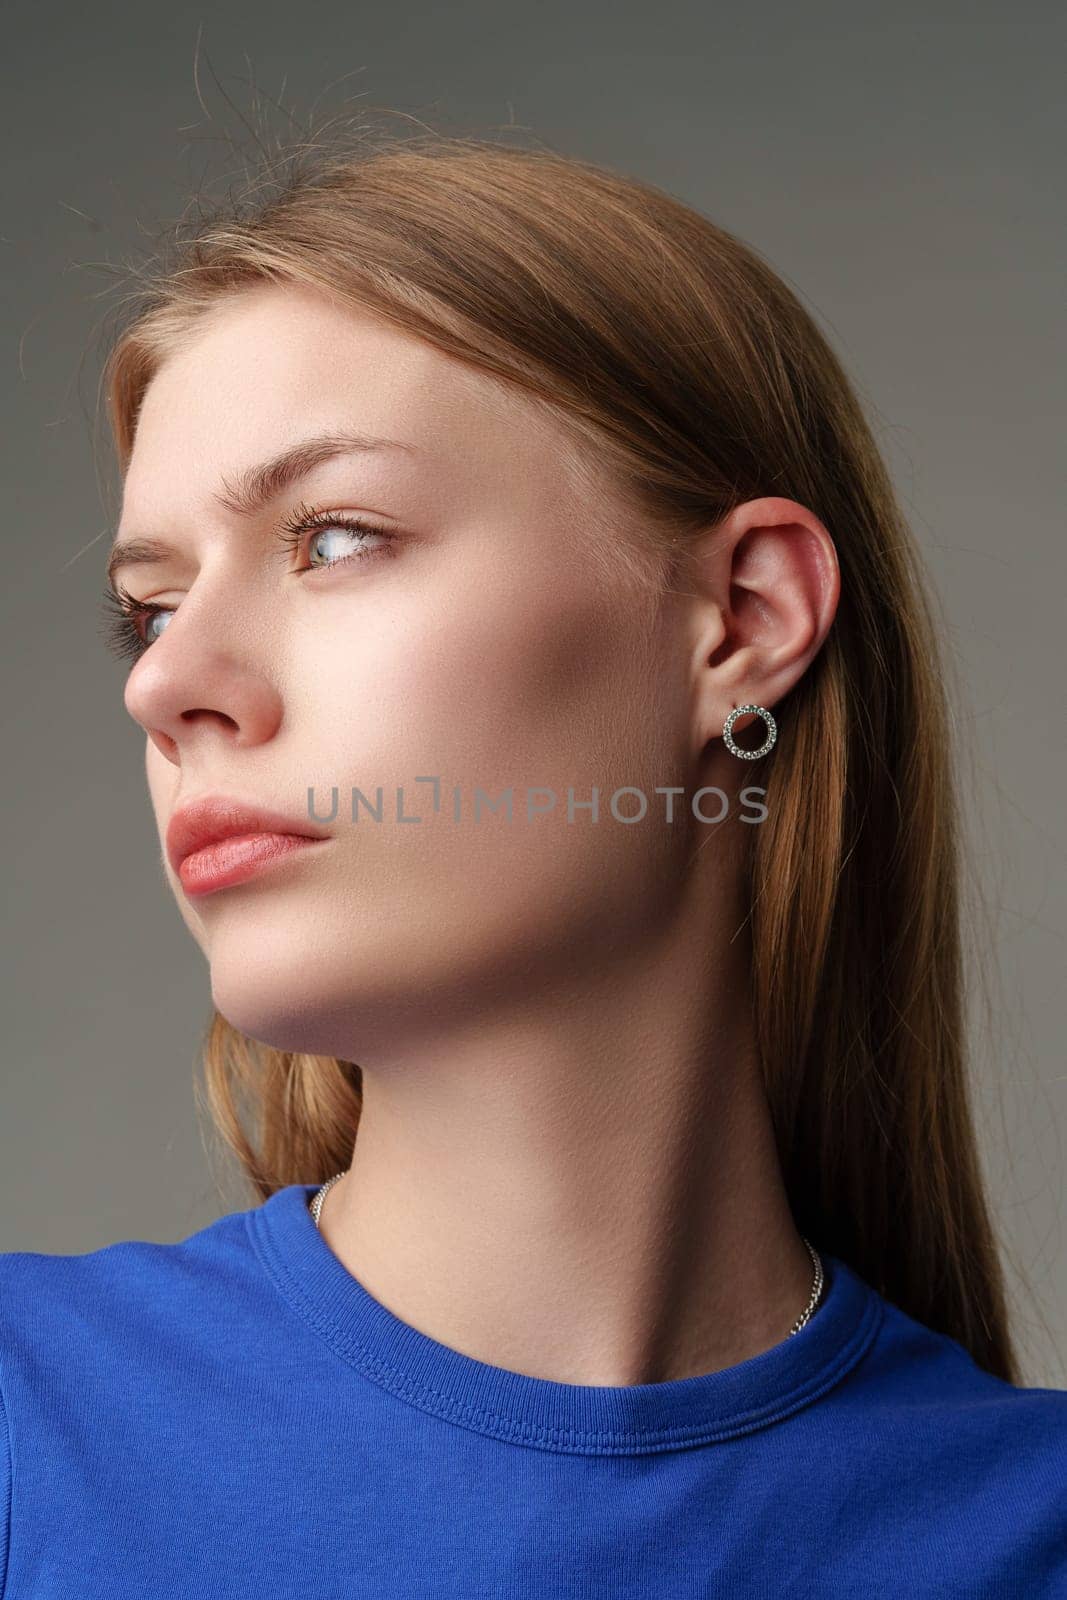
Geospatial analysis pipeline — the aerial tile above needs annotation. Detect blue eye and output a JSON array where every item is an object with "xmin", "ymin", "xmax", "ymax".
[
  {"xmin": 146, "ymin": 610, "xmax": 173, "ymax": 643},
  {"xmin": 279, "ymin": 505, "xmax": 396, "ymax": 571}
]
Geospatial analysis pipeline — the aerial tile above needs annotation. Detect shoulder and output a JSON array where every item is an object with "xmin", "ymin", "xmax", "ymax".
[
  {"xmin": 843, "ymin": 1283, "xmax": 1067, "ymax": 1444},
  {"xmin": 0, "ymin": 1205, "xmax": 266, "ymax": 1386},
  {"xmin": 829, "ymin": 1282, "xmax": 1067, "ymax": 1569},
  {"xmin": 779, "ymin": 1265, "xmax": 1067, "ymax": 1592},
  {"xmin": 0, "ymin": 1208, "xmax": 273, "ymax": 1598},
  {"xmin": 0, "ymin": 1211, "xmax": 268, "ymax": 1485},
  {"xmin": 863, "ymin": 1286, "xmax": 1067, "ymax": 1407}
]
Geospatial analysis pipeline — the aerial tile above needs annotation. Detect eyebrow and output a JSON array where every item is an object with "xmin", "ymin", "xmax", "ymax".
[{"xmin": 106, "ymin": 429, "xmax": 415, "ymax": 588}]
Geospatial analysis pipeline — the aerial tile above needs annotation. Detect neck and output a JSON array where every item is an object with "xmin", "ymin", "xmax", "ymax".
[{"xmin": 317, "ymin": 894, "xmax": 813, "ymax": 1387}]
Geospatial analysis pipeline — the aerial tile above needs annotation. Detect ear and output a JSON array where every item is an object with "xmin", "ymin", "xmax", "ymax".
[{"xmin": 683, "ymin": 497, "xmax": 840, "ymax": 761}]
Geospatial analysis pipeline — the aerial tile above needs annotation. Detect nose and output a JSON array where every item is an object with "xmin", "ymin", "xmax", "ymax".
[{"xmin": 123, "ymin": 583, "xmax": 285, "ymax": 766}]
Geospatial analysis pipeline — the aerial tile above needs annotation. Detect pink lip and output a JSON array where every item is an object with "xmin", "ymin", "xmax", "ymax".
[
  {"xmin": 177, "ymin": 832, "xmax": 329, "ymax": 897},
  {"xmin": 166, "ymin": 795, "xmax": 332, "ymax": 898}
]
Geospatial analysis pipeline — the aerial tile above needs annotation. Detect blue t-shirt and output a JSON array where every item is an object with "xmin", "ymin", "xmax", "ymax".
[{"xmin": 0, "ymin": 1181, "xmax": 1064, "ymax": 1597}]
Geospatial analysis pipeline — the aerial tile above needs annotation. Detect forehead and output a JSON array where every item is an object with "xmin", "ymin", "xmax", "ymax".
[{"xmin": 120, "ymin": 283, "xmax": 577, "ymax": 519}]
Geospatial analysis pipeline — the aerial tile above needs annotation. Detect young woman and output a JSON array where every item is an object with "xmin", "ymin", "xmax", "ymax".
[{"xmin": 0, "ymin": 132, "xmax": 1062, "ymax": 1597}]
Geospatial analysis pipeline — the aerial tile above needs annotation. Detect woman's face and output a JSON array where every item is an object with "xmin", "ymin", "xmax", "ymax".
[{"xmin": 116, "ymin": 284, "xmax": 703, "ymax": 1061}]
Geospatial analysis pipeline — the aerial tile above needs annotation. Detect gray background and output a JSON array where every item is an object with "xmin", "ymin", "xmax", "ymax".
[{"xmin": 3, "ymin": 2, "xmax": 1064, "ymax": 1386}]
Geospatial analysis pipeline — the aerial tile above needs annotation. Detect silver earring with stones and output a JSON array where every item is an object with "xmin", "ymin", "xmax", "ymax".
[{"xmin": 722, "ymin": 704, "xmax": 777, "ymax": 759}]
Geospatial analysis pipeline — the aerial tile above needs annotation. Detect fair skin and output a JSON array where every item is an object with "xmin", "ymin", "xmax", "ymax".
[{"xmin": 112, "ymin": 281, "xmax": 840, "ymax": 1385}]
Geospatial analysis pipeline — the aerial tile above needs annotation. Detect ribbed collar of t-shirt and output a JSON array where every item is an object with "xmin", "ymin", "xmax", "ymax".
[{"xmin": 248, "ymin": 1181, "xmax": 884, "ymax": 1457}]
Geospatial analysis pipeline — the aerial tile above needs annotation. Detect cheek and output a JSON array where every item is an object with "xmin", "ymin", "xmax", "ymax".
[
  {"xmin": 288, "ymin": 572, "xmax": 687, "ymax": 965},
  {"xmin": 299, "ymin": 559, "xmax": 669, "ymax": 795}
]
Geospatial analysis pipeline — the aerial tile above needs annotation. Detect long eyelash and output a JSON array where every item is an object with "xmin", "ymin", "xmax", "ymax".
[
  {"xmin": 100, "ymin": 579, "xmax": 161, "ymax": 663},
  {"xmin": 275, "ymin": 500, "xmax": 398, "ymax": 565}
]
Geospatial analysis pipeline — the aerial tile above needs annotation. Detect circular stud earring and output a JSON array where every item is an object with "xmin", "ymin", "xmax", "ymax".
[{"xmin": 722, "ymin": 703, "xmax": 777, "ymax": 759}]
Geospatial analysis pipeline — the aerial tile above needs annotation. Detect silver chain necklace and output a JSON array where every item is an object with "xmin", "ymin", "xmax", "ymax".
[{"xmin": 309, "ymin": 1169, "xmax": 824, "ymax": 1337}]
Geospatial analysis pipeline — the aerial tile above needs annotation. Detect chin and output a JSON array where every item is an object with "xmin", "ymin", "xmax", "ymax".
[
  {"xmin": 204, "ymin": 919, "xmax": 423, "ymax": 1062},
  {"xmin": 202, "ymin": 913, "xmax": 354, "ymax": 1054},
  {"xmin": 209, "ymin": 970, "xmax": 376, "ymax": 1059}
]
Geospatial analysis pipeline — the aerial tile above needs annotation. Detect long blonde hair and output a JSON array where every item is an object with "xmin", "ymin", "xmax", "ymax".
[{"xmin": 102, "ymin": 126, "xmax": 1020, "ymax": 1381}]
